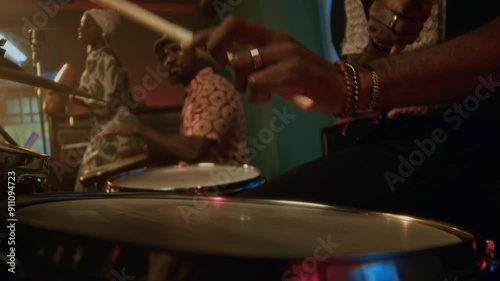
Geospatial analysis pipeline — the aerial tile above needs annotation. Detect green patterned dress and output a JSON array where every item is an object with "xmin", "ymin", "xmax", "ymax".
[{"xmin": 75, "ymin": 47, "xmax": 144, "ymax": 192}]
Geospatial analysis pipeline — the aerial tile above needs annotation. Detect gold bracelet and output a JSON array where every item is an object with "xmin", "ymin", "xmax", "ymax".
[{"xmin": 363, "ymin": 64, "xmax": 380, "ymax": 112}]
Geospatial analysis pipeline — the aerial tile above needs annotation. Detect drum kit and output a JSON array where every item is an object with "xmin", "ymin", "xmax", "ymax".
[
  {"xmin": 0, "ymin": 3, "xmax": 499, "ymax": 280},
  {"xmin": 0, "ymin": 56, "xmax": 498, "ymax": 280}
]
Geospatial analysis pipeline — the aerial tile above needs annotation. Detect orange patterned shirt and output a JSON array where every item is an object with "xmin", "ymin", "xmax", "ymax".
[{"xmin": 181, "ymin": 67, "xmax": 249, "ymax": 165}]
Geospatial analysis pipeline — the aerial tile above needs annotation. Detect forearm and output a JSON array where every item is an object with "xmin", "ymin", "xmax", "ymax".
[
  {"xmin": 71, "ymin": 96, "xmax": 90, "ymax": 108},
  {"xmin": 71, "ymin": 95, "xmax": 112, "ymax": 116},
  {"xmin": 360, "ymin": 17, "xmax": 500, "ymax": 110},
  {"xmin": 137, "ymin": 125, "xmax": 210, "ymax": 162}
]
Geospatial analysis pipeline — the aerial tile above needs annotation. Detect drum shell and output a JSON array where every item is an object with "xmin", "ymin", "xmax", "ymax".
[
  {"xmin": 0, "ymin": 193, "xmax": 493, "ymax": 281},
  {"xmin": 107, "ymin": 163, "xmax": 265, "ymax": 196}
]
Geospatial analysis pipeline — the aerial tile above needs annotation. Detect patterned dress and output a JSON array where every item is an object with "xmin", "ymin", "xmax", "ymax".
[
  {"xmin": 75, "ymin": 47, "xmax": 144, "ymax": 191},
  {"xmin": 181, "ymin": 67, "xmax": 249, "ymax": 165}
]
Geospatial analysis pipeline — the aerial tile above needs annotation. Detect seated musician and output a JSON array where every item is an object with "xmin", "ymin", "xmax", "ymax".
[
  {"xmin": 183, "ymin": 0, "xmax": 500, "ymax": 276},
  {"xmin": 101, "ymin": 37, "xmax": 249, "ymax": 166}
]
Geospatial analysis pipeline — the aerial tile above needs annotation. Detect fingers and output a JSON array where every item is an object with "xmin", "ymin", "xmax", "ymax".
[
  {"xmin": 182, "ymin": 15, "xmax": 332, "ymax": 113},
  {"xmin": 244, "ymin": 59, "xmax": 315, "ymax": 111},
  {"xmin": 369, "ymin": 8, "xmax": 424, "ymax": 35},
  {"xmin": 183, "ymin": 15, "xmax": 282, "ymax": 66},
  {"xmin": 397, "ymin": 0, "xmax": 435, "ymax": 20},
  {"xmin": 228, "ymin": 42, "xmax": 301, "ymax": 91},
  {"xmin": 368, "ymin": 0, "xmax": 434, "ymax": 47},
  {"xmin": 367, "ymin": 14, "xmax": 422, "ymax": 46},
  {"xmin": 390, "ymin": 45, "xmax": 406, "ymax": 54},
  {"xmin": 246, "ymin": 59, "xmax": 299, "ymax": 97},
  {"xmin": 367, "ymin": 20, "xmax": 419, "ymax": 47}
]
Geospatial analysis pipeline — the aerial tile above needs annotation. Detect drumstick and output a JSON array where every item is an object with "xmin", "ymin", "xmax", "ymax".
[
  {"xmin": 0, "ymin": 66, "xmax": 105, "ymax": 102},
  {"xmin": 88, "ymin": 0, "xmax": 314, "ymax": 111},
  {"xmin": 88, "ymin": 0, "xmax": 193, "ymax": 43}
]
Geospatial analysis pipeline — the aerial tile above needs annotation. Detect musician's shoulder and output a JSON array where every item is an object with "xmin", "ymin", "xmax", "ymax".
[
  {"xmin": 96, "ymin": 47, "xmax": 116, "ymax": 59},
  {"xmin": 98, "ymin": 47, "xmax": 124, "ymax": 66}
]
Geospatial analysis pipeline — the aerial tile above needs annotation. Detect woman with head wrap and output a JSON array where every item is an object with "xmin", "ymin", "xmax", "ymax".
[{"xmin": 45, "ymin": 9, "xmax": 145, "ymax": 192}]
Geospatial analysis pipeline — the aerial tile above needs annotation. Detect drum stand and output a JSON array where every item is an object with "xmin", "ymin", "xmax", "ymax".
[
  {"xmin": 29, "ymin": 29, "xmax": 48, "ymax": 154},
  {"xmin": 0, "ymin": 125, "xmax": 18, "ymax": 145}
]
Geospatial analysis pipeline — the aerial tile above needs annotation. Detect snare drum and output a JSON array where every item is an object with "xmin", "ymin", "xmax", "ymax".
[
  {"xmin": 0, "ymin": 143, "xmax": 49, "ymax": 200},
  {"xmin": 79, "ymin": 153, "xmax": 148, "ymax": 192},
  {"xmin": 107, "ymin": 163, "xmax": 264, "ymax": 195},
  {"xmin": 2, "ymin": 193, "xmax": 495, "ymax": 281}
]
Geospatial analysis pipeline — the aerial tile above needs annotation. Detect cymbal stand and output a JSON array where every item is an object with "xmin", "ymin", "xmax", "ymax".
[
  {"xmin": 29, "ymin": 29, "xmax": 47, "ymax": 154},
  {"xmin": 0, "ymin": 40, "xmax": 19, "ymax": 145},
  {"xmin": 0, "ymin": 125, "xmax": 18, "ymax": 145}
]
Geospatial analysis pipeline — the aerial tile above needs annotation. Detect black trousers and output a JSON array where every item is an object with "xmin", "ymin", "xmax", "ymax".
[{"xmin": 239, "ymin": 114, "xmax": 500, "ymax": 265}]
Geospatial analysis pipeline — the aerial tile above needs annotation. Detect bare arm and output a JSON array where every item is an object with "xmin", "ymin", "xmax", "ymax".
[
  {"xmin": 187, "ymin": 15, "xmax": 500, "ymax": 115},
  {"xmin": 362, "ymin": 17, "xmax": 500, "ymax": 110},
  {"xmin": 137, "ymin": 125, "xmax": 213, "ymax": 163}
]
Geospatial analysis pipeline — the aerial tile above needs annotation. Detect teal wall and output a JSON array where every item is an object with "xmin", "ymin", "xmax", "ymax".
[{"xmin": 230, "ymin": 0, "xmax": 335, "ymax": 178}]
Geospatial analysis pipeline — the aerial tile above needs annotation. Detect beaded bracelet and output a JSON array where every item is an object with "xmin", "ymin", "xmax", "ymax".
[
  {"xmin": 344, "ymin": 62, "xmax": 360, "ymax": 113},
  {"xmin": 334, "ymin": 60, "xmax": 355, "ymax": 118},
  {"xmin": 363, "ymin": 63, "xmax": 380, "ymax": 112}
]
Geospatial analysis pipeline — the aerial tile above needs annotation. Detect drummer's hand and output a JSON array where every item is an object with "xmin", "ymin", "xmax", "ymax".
[
  {"xmin": 98, "ymin": 123, "xmax": 139, "ymax": 138},
  {"xmin": 182, "ymin": 15, "xmax": 345, "ymax": 115},
  {"xmin": 367, "ymin": 0, "xmax": 435, "ymax": 51}
]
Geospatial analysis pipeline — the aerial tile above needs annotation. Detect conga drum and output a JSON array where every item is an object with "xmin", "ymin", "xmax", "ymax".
[
  {"xmin": 1, "ymin": 193, "xmax": 496, "ymax": 281},
  {"xmin": 43, "ymin": 64, "xmax": 80, "ymax": 116},
  {"xmin": 79, "ymin": 153, "xmax": 148, "ymax": 192},
  {"xmin": 0, "ymin": 143, "xmax": 49, "ymax": 200},
  {"xmin": 107, "ymin": 163, "xmax": 265, "ymax": 196}
]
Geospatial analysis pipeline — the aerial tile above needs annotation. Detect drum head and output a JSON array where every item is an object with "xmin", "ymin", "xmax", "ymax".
[
  {"xmin": 14, "ymin": 194, "xmax": 473, "ymax": 259},
  {"xmin": 108, "ymin": 163, "xmax": 263, "ymax": 194},
  {"xmin": 8, "ymin": 194, "xmax": 482, "ymax": 281}
]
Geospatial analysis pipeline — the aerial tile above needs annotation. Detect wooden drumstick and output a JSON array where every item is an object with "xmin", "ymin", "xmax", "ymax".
[
  {"xmin": 89, "ymin": 0, "xmax": 193, "ymax": 43},
  {"xmin": 89, "ymin": 0, "xmax": 315, "ymax": 111}
]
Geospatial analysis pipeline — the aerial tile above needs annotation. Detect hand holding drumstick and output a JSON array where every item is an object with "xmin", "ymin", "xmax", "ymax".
[
  {"xmin": 89, "ymin": 0, "xmax": 316, "ymax": 112},
  {"xmin": 89, "ymin": 0, "xmax": 431, "ymax": 115}
]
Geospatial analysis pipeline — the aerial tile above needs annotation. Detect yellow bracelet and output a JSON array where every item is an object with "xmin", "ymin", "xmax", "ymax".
[{"xmin": 363, "ymin": 64, "xmax": 380, "ymax": 112}]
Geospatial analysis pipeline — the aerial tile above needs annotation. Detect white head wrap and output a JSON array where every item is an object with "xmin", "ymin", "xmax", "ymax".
[{"xmin": 83, "ymin": 9, "xmax": 120, "ymax": 37}]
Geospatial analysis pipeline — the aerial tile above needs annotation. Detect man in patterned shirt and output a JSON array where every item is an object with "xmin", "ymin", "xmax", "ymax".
[{"xmin": 103, "ymin": 37, "xmax": 249, "ymax": 165}]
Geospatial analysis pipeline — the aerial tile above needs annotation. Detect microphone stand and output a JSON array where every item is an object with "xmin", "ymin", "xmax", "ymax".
[{"xmin": 29, "ymin": 29, "xmax": 48, "ymax": 154}]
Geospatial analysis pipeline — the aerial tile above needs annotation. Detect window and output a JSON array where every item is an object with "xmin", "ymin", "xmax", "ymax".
[{"xmin": 0, "ymin": 87, "xmax": 50, "ymax": 154}]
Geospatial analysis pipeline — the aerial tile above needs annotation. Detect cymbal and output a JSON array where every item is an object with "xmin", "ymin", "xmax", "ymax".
[{"xmin": 0, "ymin": 66, "xmax": 106, "ymax": 102}]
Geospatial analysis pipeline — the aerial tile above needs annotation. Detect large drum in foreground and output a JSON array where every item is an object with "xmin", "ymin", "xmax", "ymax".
[
  {"xmin": 0, "ymin": 193, "xmax": 495, "ymax": 281},
  {"xmin": 107, "ymin": 163, "xmax": 264, "ymax": 195}
]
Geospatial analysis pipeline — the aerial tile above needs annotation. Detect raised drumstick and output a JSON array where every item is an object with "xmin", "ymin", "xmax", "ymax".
[
  {"xmin": 88, "ymin": 0, "xmax": 315, "ymax": 111},
  {"xmin": 89, "ymin": 0, "xmax": 193, "ymax": 43}
]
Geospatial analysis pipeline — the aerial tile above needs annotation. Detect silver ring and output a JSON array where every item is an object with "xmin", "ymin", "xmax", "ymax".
[
  {"xmin": 249, "ymin": 48, "xmax": 264, "ymax": 71},
  {"xmin": 390, "ymin": 14, "xmax": 399, "ymax": 31}
]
